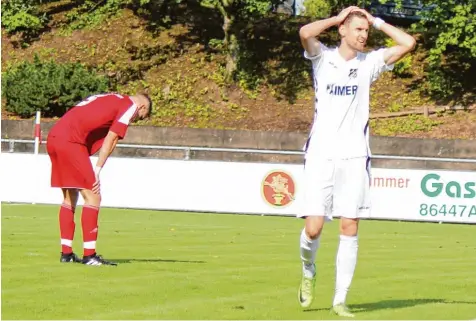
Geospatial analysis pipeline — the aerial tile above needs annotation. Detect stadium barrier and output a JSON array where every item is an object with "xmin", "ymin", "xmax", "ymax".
[
  {"xmin": 1, "ymin": 152, "xmax": 475, "ymax": 224},
  {"xmin": 4, "ymin": 138, "xmax": 476, "ymax": 164}
]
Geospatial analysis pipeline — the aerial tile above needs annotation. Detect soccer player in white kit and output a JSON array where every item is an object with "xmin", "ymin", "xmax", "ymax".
[{"xmin": 297, "ymin": 6, "xmax": 416, "ymax": 317}]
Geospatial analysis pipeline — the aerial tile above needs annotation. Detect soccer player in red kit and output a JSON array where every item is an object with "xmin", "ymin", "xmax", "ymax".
[{"xmin": 46, "ymin": 93, "xmax": 151, "ymax": 266}]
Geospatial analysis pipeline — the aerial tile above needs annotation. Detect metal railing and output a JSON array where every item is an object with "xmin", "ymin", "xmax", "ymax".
[{"xmin": 2, "ymin": 138, "xmax": 476, "ymax": 163}]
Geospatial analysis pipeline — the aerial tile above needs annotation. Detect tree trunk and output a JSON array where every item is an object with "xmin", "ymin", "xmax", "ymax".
[{"xmin": 223, "ymin": 12, "xmax": 238, "ymax": 83}]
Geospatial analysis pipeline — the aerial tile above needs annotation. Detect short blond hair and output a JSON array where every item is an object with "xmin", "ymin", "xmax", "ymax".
[{"xmin": 342, "ymin": 11, "xmax": 368, "ymax": 26}]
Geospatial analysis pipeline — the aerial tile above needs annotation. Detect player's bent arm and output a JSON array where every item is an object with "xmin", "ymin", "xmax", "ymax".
[
  {"xmin": 299, "ymin": 17, "xmax": 338, "ymax": 56},
  {"xmin": 299, "ymin": 6, "xmax": 361, "ymax": 57},
  {"xmin": 95, "ymin": 131, "xmax": 120, "ymax": 169},
  {"xmin": 379, "ymin": 22, "xmax": 416, "ymax": 65}
]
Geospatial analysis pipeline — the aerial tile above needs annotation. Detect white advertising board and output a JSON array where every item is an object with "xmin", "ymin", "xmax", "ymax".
[
  {"xmin": 1, "ymin": 153, "xmax": 475, "ymax": 224},
  {"xmin": 369, "ymin": 168, "xmax": 476, "ymax": 224}
]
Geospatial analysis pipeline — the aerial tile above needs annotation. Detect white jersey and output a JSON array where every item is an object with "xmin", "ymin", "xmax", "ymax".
[{"xmin": 304, "ymin": 42, "xmax": 394, "ymax": 159}]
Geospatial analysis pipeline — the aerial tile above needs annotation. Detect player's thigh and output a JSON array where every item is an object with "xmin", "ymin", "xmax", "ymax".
[
  {"xmin": 47, "ymin": 136, "xmax": 62, "ymax": 185},
  {"xmin": 62, "ymin": 188, "xmax": 79, "ymax": 207},
  {"xmin": 333, "ymin": 157, "xmax": 370, "ymax": 219},
  {"xmin": 298, "ymin": 156, "xmax": 335, "ymax": 217},
  {"xmin": 55, "ymin": 143, "xmax": 95, "ymax": 189}
]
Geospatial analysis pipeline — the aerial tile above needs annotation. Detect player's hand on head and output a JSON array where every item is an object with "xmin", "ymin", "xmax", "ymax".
[
  {"xmin": 335, "ymin": 6, "xmax": 360, "ymax": 24},
  {"xmin": 352, "ymin": 8, "xmax": 375, "ymax": 24}
]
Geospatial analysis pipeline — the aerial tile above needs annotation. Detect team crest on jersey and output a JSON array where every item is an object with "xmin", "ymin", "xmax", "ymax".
[
  {"xmin": 349, "ymin": 68, "xmax": 358, "ymax": 78},
  {"xmin": 261, "ymin": 170, "xmax": 295, "ymax": 207}
]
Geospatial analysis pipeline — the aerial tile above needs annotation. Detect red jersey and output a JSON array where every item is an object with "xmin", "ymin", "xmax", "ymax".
[{"xmin": 49, "ymin": 93, "xmax": 137, "ymax": 155}]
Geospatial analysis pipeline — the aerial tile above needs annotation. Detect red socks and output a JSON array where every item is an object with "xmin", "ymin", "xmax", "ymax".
[
  {"xmin": 59, "ymin": 203, "xmax": 75, "ymax": 254},
  {"xmin": 81, "ymin": 205, "xmax": 100, "ymax": 257}
]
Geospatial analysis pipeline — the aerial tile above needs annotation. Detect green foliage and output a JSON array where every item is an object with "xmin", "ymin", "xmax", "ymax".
[
  {"xmin": 63, "ymin": 0, "xmax": 166, "ymax": 31},
  {"xmin": 302, "ymin": 0, "xmax": 333, "ymax": 18},
  {"xmin": 200, "ymin": 0, "xmax": 275, "ymax": 17},
  {"xmin": 2, "ymin": 54, "xmax": 111, "ymax": 118},
  {"xmin": 199, "ymin": 0, "xmax": 280, "ymax": 82},
  {"xmin": 1, "ymin": 0, "xmax": 472, "ymax": 132},
  {"xmin": 116, "ymin": 57, "xmax": 252, "ymax": 128},
  {"xmin": 64, "ymin": 0, "xmax": 126, "ymax": 31},
  {"xmin": 418, "ymin": 0, "xmax": 475, "ymax": 102},
  {"xmin": 1, "ymin": 0, "xmax": 46, "ymax": 35},
  {"xmin": 370, "ymin": 114, "xmax": 442, "ymax": 136},
  {"xmin": 387, "ymin": 101, "xmax": 404, "ymax": 113},
  {"xmin": 236, "ymin": 49, "xmax": 262, "ymax": 98},
  {"xmin": 301, "ymin": 0, "xmax": 368, "ymax": 16},
  {"xmin": 384, "ymin": 38, "xmax": 413, "ymax": 76},
  {"xmin": 208, "ymin": 38, "xmax": 224, "ymax": 50}
]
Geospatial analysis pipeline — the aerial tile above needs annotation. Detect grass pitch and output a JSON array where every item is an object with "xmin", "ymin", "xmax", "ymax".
[{"xmin": 2, "ymin": 204, "xmax": 475, "ymax": 320}]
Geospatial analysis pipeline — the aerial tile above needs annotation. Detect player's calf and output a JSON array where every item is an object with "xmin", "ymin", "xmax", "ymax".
[{"xmin": 79, "ymin": 189, "xmax": 102, "ymax": 259}]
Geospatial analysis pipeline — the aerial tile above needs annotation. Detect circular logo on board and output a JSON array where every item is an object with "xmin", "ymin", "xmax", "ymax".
[{"xmin": 262, "ymin": 170, "xmax": 296, "ymax": 207}]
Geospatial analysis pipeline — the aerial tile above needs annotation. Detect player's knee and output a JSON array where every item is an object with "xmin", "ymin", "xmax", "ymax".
[
  {"xmin": 340, "ymin": 218, "xmax": 359, "ymax": 236},
  {"xmin": 80, "ymin": 189, "xmax": 101, "ymax": 207},
  {"xmin": 305, "ymin": 216, "xmax": 324, "ymax": 239},
  {"xmin": 306, "ymin": 227, "xmax": 322, "ymax": 239}
]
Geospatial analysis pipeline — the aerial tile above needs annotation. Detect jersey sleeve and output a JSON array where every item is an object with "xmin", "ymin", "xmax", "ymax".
[
  {"xmin": 110, "ymin": 101, "xmax": 138, "ymax": 139},
  {"xmin": 367, "ymin": 48, "xmax": 395, "ymax": 83},
  {"xmin": 304, "ymin": 41, "xmax": 330, "ymax": 70}
]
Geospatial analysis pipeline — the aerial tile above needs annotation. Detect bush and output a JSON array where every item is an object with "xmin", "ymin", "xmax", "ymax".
[
  {"xmin": 2, "ymin": 54, "xmax": 112, "ymax": 118},
  {"xmin": 1, "ymin": 0, "xmax": 46, "ymax": 35}
]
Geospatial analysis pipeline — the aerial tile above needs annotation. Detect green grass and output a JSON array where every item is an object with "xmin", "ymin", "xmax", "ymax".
[{"xmin": 2, "ymin": 204, "xmax": 475, "ymax": 320}]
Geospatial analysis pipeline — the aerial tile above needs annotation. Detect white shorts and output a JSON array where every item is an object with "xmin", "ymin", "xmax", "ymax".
[{"xmin": 298, "ymin": 156, "xmax": 371, "ymax": 219}]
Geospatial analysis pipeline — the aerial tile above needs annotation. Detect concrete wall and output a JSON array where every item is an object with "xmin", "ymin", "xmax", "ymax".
[{"xmin": 2, "ymin": 119, "xmax": 476, "ymax": 170}]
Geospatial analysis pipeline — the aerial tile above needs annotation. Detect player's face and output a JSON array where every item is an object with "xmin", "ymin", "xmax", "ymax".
[
  {"xmin": 137, "ymin": 104, "xmax": 150, "ymax": 120},
  {"xmin": 133, "ymin": 95, "xmax": 151, "ymax": 121},
  {"xmin": 343, "ymin": 17, "xmax": 369, "ymax": 51}
]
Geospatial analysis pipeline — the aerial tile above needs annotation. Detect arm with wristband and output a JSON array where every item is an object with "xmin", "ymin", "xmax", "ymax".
[{"xmin": 355, "ymin": 8, "xmax": 416, "ymax": 65}]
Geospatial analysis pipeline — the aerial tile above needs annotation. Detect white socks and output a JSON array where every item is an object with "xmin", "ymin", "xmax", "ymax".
[
  {"xmin": 299, "ymin": 228, "xmax": 359, "ymax": 306},
  {"xmin": 299, "ymin": 228, "xmax": 319, "ymax": 278},
  {"xmin": 333, "ymin": 235, "xmax": 358, "ymax": 306}
]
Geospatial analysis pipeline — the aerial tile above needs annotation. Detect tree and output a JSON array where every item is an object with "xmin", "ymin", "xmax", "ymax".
[
  {"xmin": 419, "ymin": 0, "xmax": 475, "ymax": 104},
  {"xmin": 199, "ymin": 0, "xmax": 278, "ymax": 83}
]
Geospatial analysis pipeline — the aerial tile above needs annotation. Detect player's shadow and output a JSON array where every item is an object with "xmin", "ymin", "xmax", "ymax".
[
  {"xmin": 301, "ymin": 298, "xmax": 476, "ymax": 313},
  {"xmin": 303, "ymin": 307, "xmax": 329, "ymax": 312},
  {"xmin": 349, "ymin": 298, "xmax": 447, "ymax": 312},
  {"xmin": 110, "ymin": 258, "xmax": 206, "ymax": 264}
]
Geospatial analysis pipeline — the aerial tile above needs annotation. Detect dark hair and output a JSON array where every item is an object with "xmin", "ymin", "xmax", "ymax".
[
  {"xmin": 342, "ymin": 11, "xmax": 368, "ymax": 26},
  {"xmin": 142, "ymin": 93, "xmax": 152, "ymax": 118}
]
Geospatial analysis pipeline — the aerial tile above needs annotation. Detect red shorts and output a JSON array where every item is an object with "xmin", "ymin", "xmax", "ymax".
[{"xmin": 46, "ymin": 135, "xmax": 95, "ymax": 189}]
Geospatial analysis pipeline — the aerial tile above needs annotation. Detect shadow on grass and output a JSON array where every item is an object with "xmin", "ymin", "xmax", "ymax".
[
  {"xmin": 303, "ymin": 307, "xmax": 330, "ymax": 312},
  {"xmin": 350, "ymin": 298, "xmax": 443, "ymax": 312},
  {"xmin": 110, "ymin": 258, "xmax": 206, "ymax": 264},
  {"xmin": 305, "ymin": 298, "xmax": 476, "ymax": 313},
  {"xmin": 350, "ymin": 298, "xmax": 476, "ymax": 312}
]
